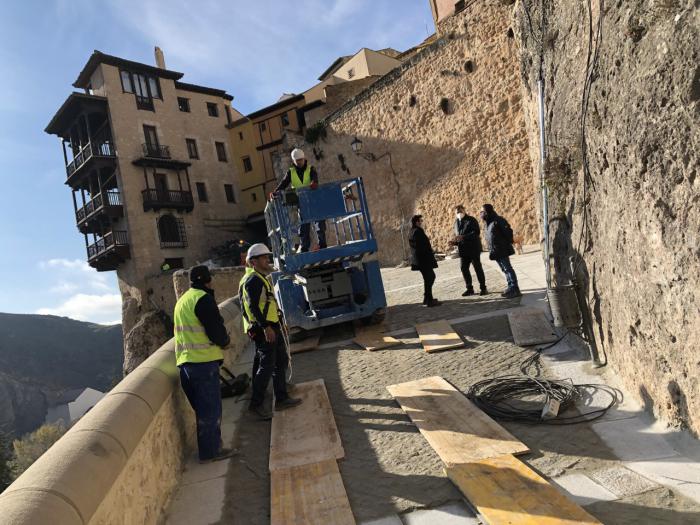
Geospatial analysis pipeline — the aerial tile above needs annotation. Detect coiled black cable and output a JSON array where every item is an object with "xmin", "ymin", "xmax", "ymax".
[{"xmin": 466, "ymin": 345, "xmax": 620, "ymax": 425}]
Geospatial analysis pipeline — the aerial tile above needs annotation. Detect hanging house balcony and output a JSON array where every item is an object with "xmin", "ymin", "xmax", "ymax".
[
  {"xmin": 142, "ymin": 189, "xmax": 194, "ymax": 212},
  {"xmin": 76, "ymin": 191, "xmax": 124, "ymax": 234},
  {"xmin": 87, "ymin": 230, "xmax": 130, "ymax": 271},
  {"xmin": 66, "ymin": 129, "xmax": 116, "ymax": 184}
]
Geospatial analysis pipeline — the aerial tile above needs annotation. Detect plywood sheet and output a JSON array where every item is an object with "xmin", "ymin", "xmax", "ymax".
[
  {"xmin": 415, "ymin": 319, "xmax": 464, "ymax": 353},
  {"xmin": 446, "ymin": 454, "xmax": 601, "ymax": 525},
  {"xmin": 289, "ymin": 334, "xmax": 321, "ymax": 354},
  {"xmin": 353, "ymin": 325, "xmax": 401, "ymax": 351},
  {"xmin": 271, "ymin": 459, "xmax": 355, "ymax": 525},
  {"xmin": 508, "ymin": 309, "xmax": 558, "ymax": 346},
  {"xmin": 269, "ymin": 379, "xmax": 344, "ymax": 471},
  {"xmin": 386, "ymin": 376, "xmax": 529, "ymax": 465}
]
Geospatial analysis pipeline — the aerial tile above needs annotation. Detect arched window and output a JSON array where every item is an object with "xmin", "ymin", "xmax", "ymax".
[{"xmin": 158, "ymin": 214, "xmax": 186, "ymax": 248}]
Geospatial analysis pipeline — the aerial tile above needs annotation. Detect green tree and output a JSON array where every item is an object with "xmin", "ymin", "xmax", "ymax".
[
  {"xmin": 8, "ymin": 422, "xmax": 66, "ymax": 479},
  {"xmin": 0, "ymin": 431, "xmax": 12, "ymax": 492}
]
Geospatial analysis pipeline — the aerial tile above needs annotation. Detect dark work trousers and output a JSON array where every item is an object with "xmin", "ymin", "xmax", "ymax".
[
  {"xmin": 419, "ymin": 267, "xmax": 436, "ymax": 304},
  {"xmin": 496, "ymin": 256, "xmax": 519, "ymax": 291},
  {"xmin": 460, "ymin": 253, "xmax": 486, "ymax": 291},
  {"xmin": 299, "ymin": 220, "xmax": 327, "ymax": 252},
  {"xmin": 179, "ymin": 361, "xmax": 223, "ymax": 461},
  {"xmin": 251, "ymin": 325, "xmax": 289, "ymax": 407}
]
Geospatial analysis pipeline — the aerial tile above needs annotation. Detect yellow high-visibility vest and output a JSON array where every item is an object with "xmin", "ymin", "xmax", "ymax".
[
  {"xmin": 173, "ymin": 288, "xmax": 224, "ymax": 366},
  {"xmin": 238, "ymin": 268, "xmax": 279, "ymax": 332},
  {"xmin": 290, "ymin": 165, "xmax": 312, "ymax": 190}
]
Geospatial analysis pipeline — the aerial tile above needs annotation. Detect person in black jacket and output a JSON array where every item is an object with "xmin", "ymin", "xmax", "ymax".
[
  {"xmin": 409, "ymin": 215, "xmax": 441, "ymax": 307},
  {"xmin": 481, "ymin": 204, "xmax": 521, "ymax": 298},
  {"xmin": 451, "ymin": 205, "xmax": 488, "ymax": 296}
]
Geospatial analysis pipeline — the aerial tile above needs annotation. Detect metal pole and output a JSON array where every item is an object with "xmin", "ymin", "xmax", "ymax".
[{"xmin": 537, "ymin": 79, "xmax": 551, "ymax": 290}]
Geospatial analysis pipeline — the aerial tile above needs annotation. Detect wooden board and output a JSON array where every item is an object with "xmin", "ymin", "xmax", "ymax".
[
  {"xmin": 289, "ymin": 334, "xmax": 321, "ymax": 354},
  {"xmin": 353, "ymin": 325, "xmax": 401, "ymax": 351},
  {"xmin": 507, "ymin": 309, "xmax": 558, "ymax": 346},
  {"xmin": 446, "ymin": 454, "xmax": 601, "ymax": 524},
  {"xmin": 269, "ymin": 379, "xmax": 344, "ymax": 471},
  {"xmin": 271, "ymin": 459, "xmax": 355, "ymax": 525},
  {"xmin": 386, "ymin": 376, "xmax": 529, "ymax": 466},
  {"xmin": 415, "ymin": 319, "xmax": 464, "ymax": 353}
]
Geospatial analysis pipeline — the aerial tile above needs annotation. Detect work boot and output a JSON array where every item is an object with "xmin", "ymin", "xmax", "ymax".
[
  {"xmin": 501, "ymin": 288, "xmax": 512, "ymax": 297},
  {"xmin": 462, "ymin": 288, "xmax": 475, "ymax": 297},
  {"xmin": 426, "ymin": 299, "xmax": 442, "ymax": 307},
  {"xmin": 504, "ymin": 288, "xmax": 522, "ymax": 299},
  {"xmin": 199, "ymin": 447, "xmax": 238, "ymax": 464},
  {"xmin": 248, "ymin": 403, "xmax": 272, "ymax": 420},
  {"xmin": 275, "ymin": 397, "xmax": 303, "ymax": 411},
  {"xmin": 479, "ymin": 288, "xmax": 489, "ymax": 296}
]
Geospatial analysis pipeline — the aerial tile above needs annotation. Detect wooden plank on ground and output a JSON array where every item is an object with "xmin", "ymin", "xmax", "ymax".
[
  {"xmin": 289, "ymin": 334, "xmax": 321, "ymax": 354},
  {"xmin": 386, "ymin": 376, "xmax": 529, "ymax": 465},
  {"xmin": 415, "ymin": 319, "xmax": 463, "ymax": 353},
  {"xmin": 353, "ymin": 325, "xmax": 401, "ymax": 351},
  {"xmin": 507, "ymin": 308, "xmax": 558, "ymax": 346},
  {"xmin": 446, "ymin": 454, "xmax": 601, "ymax": 525},
  {"xmin": 271, "ymin": 459, "xmax": 355, "ymax": 525},
  {"xmin": 269, "ymin": 379, "xmax": 344, "ymax": 471}
]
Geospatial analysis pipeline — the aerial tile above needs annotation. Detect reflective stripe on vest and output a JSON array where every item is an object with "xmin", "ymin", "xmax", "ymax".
[
  {"xmin": 238, "ymin": 267, "xmax": 279, "ymax": 332},
  {"xmin": 173, "ymin": 288, "xmax": 224, "ymax": 366},
  {"xmin": 290, "ymin": 165, "xmax": 312, "ymax": 189}
]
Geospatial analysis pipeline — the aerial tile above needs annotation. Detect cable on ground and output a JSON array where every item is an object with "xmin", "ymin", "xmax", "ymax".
[{"xmin": 466, "ymin": 341, "xmax": 620, "ymax": 425}]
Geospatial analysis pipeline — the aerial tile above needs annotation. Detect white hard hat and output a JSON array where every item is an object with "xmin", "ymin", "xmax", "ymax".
[
  {"xmin": 246, "ymin": 243, "xmax": 272, "ymax": 261},
  {"xmin": 291, "ymin": 148, "xmax": 305, "ymax": 161}
]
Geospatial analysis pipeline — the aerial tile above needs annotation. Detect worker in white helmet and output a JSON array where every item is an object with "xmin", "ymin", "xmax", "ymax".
[
  {"xmin": 269, "ymin": 148, "xmax": 327, "ymax": 252},
  {"xmin": 238, "ymin": 243, "xmax": 301, "ymax": 419}
]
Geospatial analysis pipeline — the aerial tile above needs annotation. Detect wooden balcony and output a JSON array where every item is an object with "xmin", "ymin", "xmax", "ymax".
[
  {"xmin": 142, "ymin": 189, "xmax": 194, "ymax": 212},
  {"xmin": 142, "ymin": 143, "xmax": 171, "ymax": 159},
  {"xmin": 87, "ymin": 230, "xmax": 130, "ymax": 271},
  {"xmin": 66, "ymin": 129, "xmax": 116, "ymax": 185},
  {"xmin": 76, "ymin": 191, "xmax": 124, "ymax": 234}
]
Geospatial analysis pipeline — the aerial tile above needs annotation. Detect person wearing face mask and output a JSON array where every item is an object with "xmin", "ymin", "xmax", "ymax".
[
  {"xmin": 480, "ymin": 204, "xmax": 521, "ymax": 298},
  {"xmin": 409, "ymin": 215, "xmax": 441, "ymax": 307},
  {"xmin": 451, "ymin": 205, "xmax": 487, "ymax": 296}
]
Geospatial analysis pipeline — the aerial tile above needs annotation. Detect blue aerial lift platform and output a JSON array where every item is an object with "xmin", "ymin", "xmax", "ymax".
[{"xmin": 264, "ymin": 177, "xmax": 387, "ymax": 339}]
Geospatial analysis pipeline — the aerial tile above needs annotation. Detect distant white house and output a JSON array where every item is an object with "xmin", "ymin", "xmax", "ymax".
[{"xmin": 45, "ymin": 387, "xmax": 105, "ymax": 426}]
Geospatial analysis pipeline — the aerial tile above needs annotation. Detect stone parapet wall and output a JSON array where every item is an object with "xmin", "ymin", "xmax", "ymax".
[
  {"xmin": 303, "ymin": 0, "xmax": 537, "ymax": 265},
  {"xmin": 0, "ymin": 300, "xmax": 248, "ymax": 524},
  {"xmin": 514, "ymin": 1, "xmax": 700, "ymax": 432}
]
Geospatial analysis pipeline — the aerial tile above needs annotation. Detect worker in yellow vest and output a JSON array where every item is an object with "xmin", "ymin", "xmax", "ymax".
[
  {"xmin": 239, "ymin": 243, "xmax": 301, "ymax": 419},
  {"xmin": 270, "ymin": 148, "xmax": 327, "ymax": 252},
  {"xmin": 174, "ymin": 265, "xmax": 234, "ymax": 463}
]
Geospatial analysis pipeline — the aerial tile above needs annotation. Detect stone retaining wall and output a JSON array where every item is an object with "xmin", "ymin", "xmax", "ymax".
[{"xmin": 0, "ymin": 299, "xmax": 248, "ymax": 524}]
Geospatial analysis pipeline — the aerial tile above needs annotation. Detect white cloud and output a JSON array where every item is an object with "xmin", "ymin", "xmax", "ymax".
[
  {"xmin": 39, "ymin": 258, "xmax": 114, "ymax": 293},
  {"xmin": 37, "ymin": 293, "xmax": 122, "ymax": 325}
]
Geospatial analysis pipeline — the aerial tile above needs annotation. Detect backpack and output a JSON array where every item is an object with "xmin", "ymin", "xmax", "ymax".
[{"xmin": 220, "ymin": 366, "xmax": 249, "ymax": 398}]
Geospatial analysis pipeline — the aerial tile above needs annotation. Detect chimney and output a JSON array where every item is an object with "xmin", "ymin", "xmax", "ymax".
[{"xmin": 154, "ymin": 47, "xmax": 166, "ymax": 69}]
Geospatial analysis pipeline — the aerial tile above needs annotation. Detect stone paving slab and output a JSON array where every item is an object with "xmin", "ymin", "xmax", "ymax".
[
  {"xmin": 588, "ymin": 466, "xmax": 658, "ymax": 498},
  {"xmin": 552, "ymin": 473, "xmax": 619, "ymax": 506},
  {"xmin": 400, "ymin": 501, "xmax": 479, "ymax": 525},
  {"xmin": 592, "ymin": 417, "xmax": 681, "ymax": 462},
  {"xmin": 359, "ymin": 514, "xmax": 403, "ymax": 525},
  {"xmin": 167, "ymin": 476, "xmax": 227, "ymax": 525}
]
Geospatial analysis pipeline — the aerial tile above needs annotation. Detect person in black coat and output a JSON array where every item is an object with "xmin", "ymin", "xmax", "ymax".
[
  {"xmin": 451, "ymin": 204, "xmax": 488, "ymax": 296},
  {"xmin": 481, "ymin": 204, "xmax": 521, "ymax": 298},
  {"xmin": 409, "ymin": 215, "xmax": 441, "ymax": 307}
]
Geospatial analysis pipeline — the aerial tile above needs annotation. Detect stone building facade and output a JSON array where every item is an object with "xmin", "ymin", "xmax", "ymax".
[
  {"xmin": 514, "ymin": 0, "xmax": 699, "ymax": 433},
  {"xmin": 289, "ymin": 1, "xmax": 537, "ymax": 266},
  {"xmin": 46, "ymin": 50, "xmax": 245, "ymax": 372}
]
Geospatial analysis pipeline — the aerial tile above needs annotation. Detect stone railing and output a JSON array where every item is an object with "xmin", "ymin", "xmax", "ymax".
[{"xmin": 0, "ymin": 297, "xmax": 248, "ymax": 525}]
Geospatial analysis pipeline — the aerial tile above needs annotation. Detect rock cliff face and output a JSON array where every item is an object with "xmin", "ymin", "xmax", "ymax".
[
  {"xmin": 295, "ymin": 1, "xmax": 537, "ymax": 266},
  {"xmin": 0, "ymin": 373, "xmax": 47, "ymax": 437},
  {"xmin": 514, "ymin": 0, "xmax": 699, "ymax": 432}
]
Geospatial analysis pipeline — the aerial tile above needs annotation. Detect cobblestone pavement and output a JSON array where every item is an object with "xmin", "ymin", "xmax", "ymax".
[{"xmin": 169, "ymin": 249, "xmax": 700, "ymax": 525}]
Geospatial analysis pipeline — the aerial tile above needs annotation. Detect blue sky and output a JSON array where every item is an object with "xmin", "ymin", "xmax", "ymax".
[{"xmin": 0, "ymin": 0, "xmax": 434, "ymax": 324}]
